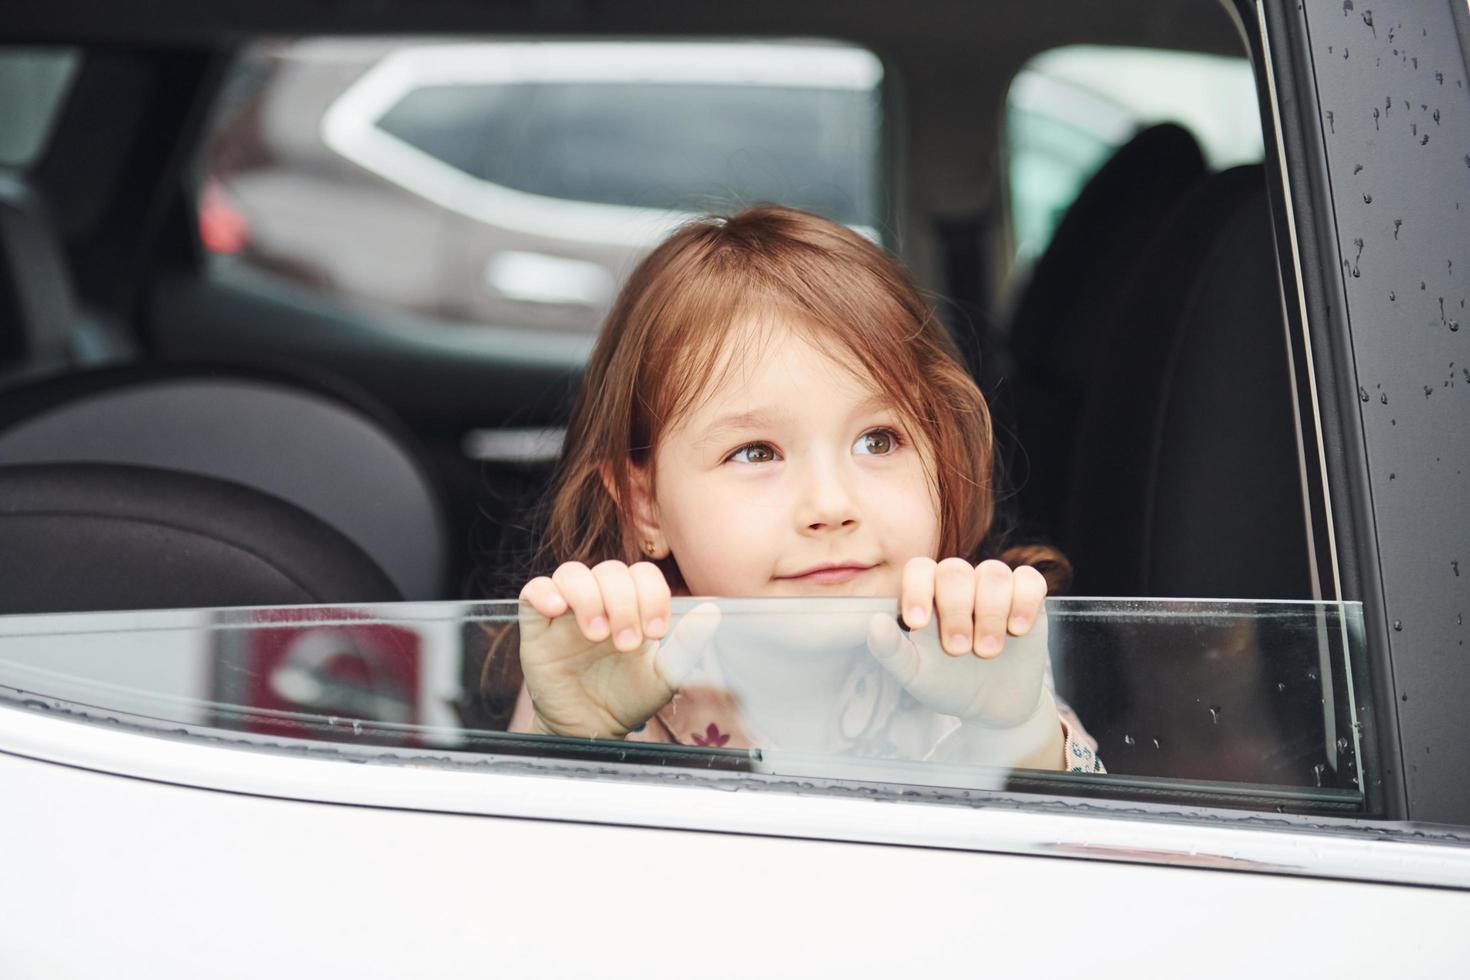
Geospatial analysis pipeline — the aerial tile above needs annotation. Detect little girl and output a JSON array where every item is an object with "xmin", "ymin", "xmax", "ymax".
[{"xmin": 502, "ymin": 204, "xmax": 1102, "ymax": 774}]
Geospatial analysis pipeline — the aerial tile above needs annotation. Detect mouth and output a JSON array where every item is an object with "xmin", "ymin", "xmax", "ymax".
[{"xmin": 776, "ymin": 563, "xmax": 878, "ymax": 586}]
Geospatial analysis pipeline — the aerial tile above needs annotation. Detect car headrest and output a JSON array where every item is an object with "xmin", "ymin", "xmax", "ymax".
[
  {"xmin": 1000, "ymin": 124, "xmax": 1209, "ymax": 542},
  {"xmin": 0, "ymin": 365, "xmax": 450, "ymax": 600},
  {"xmin": 1065, "ymin": 164, "xmax": 1312, "ymax": 600},
  {"xmin": 0, "ymin": 462, "xmax": 400, "ymax": 613},
  {"xmin": 1009, "ymin": 123, "xmax": 1208, "ymax": 382}
]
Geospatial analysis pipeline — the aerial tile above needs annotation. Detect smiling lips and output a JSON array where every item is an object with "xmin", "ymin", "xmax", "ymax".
[{"xmin": 778, "ymin": 563, "xmax": 877, "ymax": 585}]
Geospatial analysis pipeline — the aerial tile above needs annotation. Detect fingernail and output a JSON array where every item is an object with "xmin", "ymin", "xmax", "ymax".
[
  {"xmin": 906, "ymin": 606, "xmax": 927, "ymax": 628},
  {"xmin": 646, "ymin": 618, "xmax": 666, "ymax": 637},
  {"xmin": 615, "ymin": 628, "xmax": 639, "ymax": 650},
  {"xmin": 979, "ymin": 635, "xmax": 1003, "ymax": 656},
  {"xmin": 587, "ymin": 616, "xmax": 609, "ymax": 639},
  {"xmin": 1009, "ymin": 617, "xmax": 1029, "ymax": 634},
  {"xmin": 947, "ymin": 633, "xmax": 970, "ymax": 654}
]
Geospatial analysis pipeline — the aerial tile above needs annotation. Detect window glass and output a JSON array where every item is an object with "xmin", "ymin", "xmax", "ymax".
[
  {"xmin": 198, "ymin": 38, "xmax": 883, "ymax": 335},
  {"xmin": 375, "ymin": 83, "xmax": 876, "ymax": 224},
  {"xmin": 0, "ymin": 597, "xmax": 1372, "ymax": 815},
  {"xmin": 1005, "ymin": 45, "xmax": 1264, "ymax": 263},
  {"xmin": 0, "ymin": 47, "xmax": 78, "ymax": 167}
]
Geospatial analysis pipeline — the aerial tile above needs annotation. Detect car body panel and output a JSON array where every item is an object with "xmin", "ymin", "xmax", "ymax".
[{"xmin": 2, "ymin": 733, "xmax": 1468, "ymax": 977}]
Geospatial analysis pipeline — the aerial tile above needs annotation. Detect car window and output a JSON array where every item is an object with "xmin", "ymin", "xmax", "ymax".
[
  {"xmin": 0, "ymin": 597, "xmax": 1373, "ymax": 815},
  {"xmin": 1005, "ymin": 45, "xmax": 1264, "ymax": 264},
  {"xmin": 198, "ymin": 38, "xmax": 883, "ymax": 336},
  {"xmin": 0, "ymin": 47, "xmax": 78, "ymax": 168},
  {"xmin": 371, "ymin": 80, "xmax": 877, "ymax": 225},
  {"xmin": 7, "ymin": 0, "xmax": 1407, "ymax": 828}
]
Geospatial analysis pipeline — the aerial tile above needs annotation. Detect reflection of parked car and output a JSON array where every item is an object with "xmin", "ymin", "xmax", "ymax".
[{"xmin": 204, "ymin": 39, "xmax": 883, "ymax": 333}]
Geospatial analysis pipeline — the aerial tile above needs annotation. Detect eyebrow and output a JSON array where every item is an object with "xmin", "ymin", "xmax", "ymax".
[
  {"xmin": 695, "ymin": 409, "xmax": 784, "ymax": 444},
  {"xmin": 694, "ymin": 395, "xmax": 896, "ymax": 444}
]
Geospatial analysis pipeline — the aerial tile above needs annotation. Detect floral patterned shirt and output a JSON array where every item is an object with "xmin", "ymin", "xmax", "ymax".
[{"xmin": 622, "ymin": 648, "xmax": 1106, "ymax": 774}]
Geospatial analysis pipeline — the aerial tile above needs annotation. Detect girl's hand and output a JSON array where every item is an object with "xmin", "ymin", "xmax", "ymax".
[
  {"xmin": 897, "ymin": 557, "xmax": 1048, "ymax": 657},
  {"xmin": 518, "ymin": 560, "xmax": 718, "ymax": 739},
  {"xmin": 867, "ymin": 559, "xmax": 1060, "ymax": 760}
]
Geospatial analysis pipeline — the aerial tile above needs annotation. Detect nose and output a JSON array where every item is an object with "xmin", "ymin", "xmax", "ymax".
[{"xmin": 795, "ymin": 456, "xmax": 860, "ymax": 534}]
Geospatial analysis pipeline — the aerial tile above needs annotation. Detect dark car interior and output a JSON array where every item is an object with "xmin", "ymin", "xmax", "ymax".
[{"xmin": 0, "ymin": 0, "xmax": 1337, "ymax": 786}]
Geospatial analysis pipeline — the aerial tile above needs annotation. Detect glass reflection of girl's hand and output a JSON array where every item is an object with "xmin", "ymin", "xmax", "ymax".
[
  {"xmin": 518, "ymin": 560, "xmax": 718, "ymax": 739},
  {"xmin": 868, "ymin": 558, "xmax": 1051, "ymax": 729}
]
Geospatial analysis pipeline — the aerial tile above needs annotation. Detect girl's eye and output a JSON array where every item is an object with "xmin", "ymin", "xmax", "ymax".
[
  {"xmin": 727, "ymin": 442, "xmax": 780, "ymax": 464},
  {"xmin": 853, "ymin": 428, "xmax": 901, "ymax": 456}
]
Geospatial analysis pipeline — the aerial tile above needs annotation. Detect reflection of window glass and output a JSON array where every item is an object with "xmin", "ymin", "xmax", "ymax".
[
  {"xmin": 1006, "ymin": 45, "xmax": 1264, "ymax": 263},
  {"xmin": 0, "ymin": 47, "xmax": 78, "ymax": 167},
  {"xmin": 376, "ymin": 82, "xmax": 878, "ymax": 225},
  {"xmin": 0, "ymin": 597, "xmax": 1372, "ymax": 816}
]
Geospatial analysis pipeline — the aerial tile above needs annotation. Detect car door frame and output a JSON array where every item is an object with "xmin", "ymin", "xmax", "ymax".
[{"xmin": 1244, "ymin": 0, "xmax": 1470, "ymax": 823}]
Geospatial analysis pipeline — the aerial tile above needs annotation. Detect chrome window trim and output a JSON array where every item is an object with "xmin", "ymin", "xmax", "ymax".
[
  {"xmin": 3, "ymin": 703, "xmax": 1466, "ymax": 890},
  {"xmin": 1256, "ymin": 0, "xmax": 1342, "ymax": 603},
  {"xmin": 1255, "ymin": 3, "xmax": 1367, "ymax": 786}
]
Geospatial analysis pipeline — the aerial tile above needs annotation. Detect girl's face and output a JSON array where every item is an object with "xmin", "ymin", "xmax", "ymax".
[{"xmin": 644, "ymin": 315, "xmax": 942, "ymax": 597}]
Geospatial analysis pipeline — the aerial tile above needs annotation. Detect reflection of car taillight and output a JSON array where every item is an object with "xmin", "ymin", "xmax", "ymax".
[
  {"xmin": 210, "ymin": 607, "xmax": 422, "ymax": 744},
  {"xmin": 198, "ymin": 179, "xmax": 250, "ymax": 254}
]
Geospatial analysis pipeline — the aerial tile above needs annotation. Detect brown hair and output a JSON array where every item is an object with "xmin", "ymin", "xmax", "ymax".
[
  {"xmin": 476, "ymin": 205, "xmax": 1068, "ymax": 723},
  {"xmin": 543, "ymin": 204, "xmax": 1067, "ymax": 587}
]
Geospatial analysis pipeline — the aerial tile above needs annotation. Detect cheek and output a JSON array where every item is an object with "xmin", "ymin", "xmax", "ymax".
[
  {"xmin": 865, "ymin": 463, "xmax": 941, "ymax": 559},
  {"xmin": 658, "ymin": 477, "xmax": 787, "ymax": 594}
]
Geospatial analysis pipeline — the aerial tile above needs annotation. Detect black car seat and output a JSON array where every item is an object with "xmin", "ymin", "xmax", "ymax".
[
  {"xmin": 1063, "ymin": 163, "xmax": 1312, "ymax": 600},
  {"xmin": 0, "ymin": 462, "xmax": 400, "ymax": 613},
  {"xmin": 0, "ymin": 365, "xmax": 451, "ymax": 600},
  {"xmin": 1002, "ymin": 124, "xmax": 1209, "ymax": 543},
  {"xmin": 0, "ymin": 461, "xmax": 402, "ymax": 614}
]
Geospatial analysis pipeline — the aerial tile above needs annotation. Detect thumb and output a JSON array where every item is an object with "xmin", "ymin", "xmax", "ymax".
[
  {"xmin": 517, "ymin": 594, "xmax": 555, "ymax": 643},
  {"xmin": 866, "ymin": 613, "xmax": 923, "ymax": 688},
  {"xmin": 653, "ymin": 601, "xmax": 722, "ymax": 687}
]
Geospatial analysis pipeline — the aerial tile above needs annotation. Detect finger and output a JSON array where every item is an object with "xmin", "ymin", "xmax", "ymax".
[
  {"xmin": 867, "ymin": 612, "xmax": 922, "ymax": 687},
  {"xmin": 518, "ymin": 576, "xmax": 569, "ymax": 622},
  {"xmin": 551, "ymin": 562, "xmax": 610, "ymax": 642},
  {"xmin": 900, "ymin": 557, "xmax": 936, "ymax": 629},
  {"xmin": 654, "ymin": 601, "xmax": 722, "ymax": 687},
  {"xmin": 630, "ymin": 561, "xmax": 672, "ymax": 639},
  {"xmin": 934, "ymin": 557, "xmax": 977, "ymax": 655},
  {"xmin": 591, "ymin": 560, "xmax": 643, "ymax": 651},
  {"xmin": 1008, "ymin": 565, "xmax": 1048, "ymax": 636},
  {"xmin": 973, "ymin": 559, "xmax": 1013, "ymax": 659}
]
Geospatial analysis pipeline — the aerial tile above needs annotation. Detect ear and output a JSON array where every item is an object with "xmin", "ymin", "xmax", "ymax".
[{"xmin": 599, "ymin": 461, "xmax": 668, "ymax": 560}]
